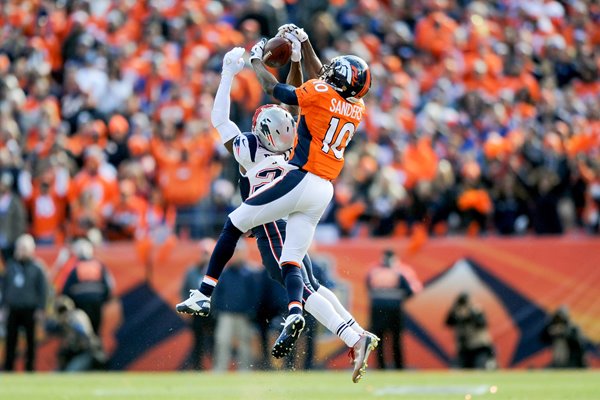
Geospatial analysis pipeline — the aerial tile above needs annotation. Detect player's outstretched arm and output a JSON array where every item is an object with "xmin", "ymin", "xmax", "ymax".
[
  {"xmin": 285, "ymin": 33, "xmax": 303, "ymax": 88},
  {"xmin": 211, "ymin": 47, "xmax": 245, "ymax": 154},
  {"xmin": 284, "ymin": 33, "xmax": 303, "ymax": 117},
  {"xmin": 277, "ymin": 24, "xmax": 322, "ymax": 80},
  {"xmin": 249, "ymin": 38, "xmax": 279, "ymax": 95},
  {"xmin": 301, "ymin": 39, "xmax": 323, "ymax": 80},
  {"xmin": 250, "ymin": 39, "xmax": 299, "ymax": 106}
]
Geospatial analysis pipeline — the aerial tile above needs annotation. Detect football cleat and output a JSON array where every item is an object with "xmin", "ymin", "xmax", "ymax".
[
  {"xmin": 271, "ymin": 314, "xmax": 305, "ymax": 359},
  {"xmin": 349, "ymin": 334, "xmax": 378, "ymax": 383},
  {"xmin": 363, "ymin": 330, "xmax": 380, "ymax": 345},
  {"xmin": 176, "ymin": 290, "xmax": 211, "ymax": 316}
]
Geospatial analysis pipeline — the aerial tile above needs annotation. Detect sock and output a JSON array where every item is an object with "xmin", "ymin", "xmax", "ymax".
[
  {"xmin": 304, "ymin": 292, "xmax": 360, "ymax": 347},
  {"xmin": 317, "ymin": 286, "xmax": 365, "ymax": 334},
  {"xmin": 199, "ymin": 218, "xmax": 243, "ymax": 297},
  {"xmin": 199, "ymin": 276, "xmax": 218, "ymax": 298},
  {"xmin": 281, "ymin": 262, "xmax": 304, "ymax": 315}
]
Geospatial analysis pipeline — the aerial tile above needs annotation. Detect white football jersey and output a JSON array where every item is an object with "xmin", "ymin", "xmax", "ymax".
[{"xmin": 232, "ymin": 133, "xmax": 292, "ymax": 200}]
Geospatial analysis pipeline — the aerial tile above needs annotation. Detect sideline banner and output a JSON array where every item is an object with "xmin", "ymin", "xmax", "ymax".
[{"xmin": 28, "ymin": 236, "xmax": 599, "ymax": 371}]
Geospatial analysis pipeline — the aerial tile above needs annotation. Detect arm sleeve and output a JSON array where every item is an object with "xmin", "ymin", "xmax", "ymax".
[
  {"xmin": 273, "ymin": 83, "xmax": 299, "ymax": 105},
  {"xmin": 211, "ymin": 74, "xmax": 242, "ymax": 143}
]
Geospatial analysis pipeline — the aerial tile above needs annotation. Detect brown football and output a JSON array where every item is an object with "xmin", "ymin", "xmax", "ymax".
[{"xmin": 262, "ymin": 37, "xmax": 292, "ymax": 68}]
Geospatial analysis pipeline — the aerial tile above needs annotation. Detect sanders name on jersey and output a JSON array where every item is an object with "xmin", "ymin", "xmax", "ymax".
[{"xmin": 329, "ymin": 98, "xmax": 362, "ymax": 120}]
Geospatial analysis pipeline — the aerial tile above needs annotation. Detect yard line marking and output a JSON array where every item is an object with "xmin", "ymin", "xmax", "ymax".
[{"xmin": 374, "ymin": 385, "xmax": 490, "ymax": 396}]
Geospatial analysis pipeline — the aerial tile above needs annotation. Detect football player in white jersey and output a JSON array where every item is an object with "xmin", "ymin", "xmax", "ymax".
[{"xmin": 177, "ymin": 44, "xmax": 377, "ymax": 382}]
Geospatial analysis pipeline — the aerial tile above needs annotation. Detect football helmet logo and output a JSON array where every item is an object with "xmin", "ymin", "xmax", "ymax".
[
  {"xmin": 251, "ymin": 105, "xmax": 296, "ymax": 153},
  {"xmin": 319, "ymin": 55, "xmax": 371, "ymax": 100}
]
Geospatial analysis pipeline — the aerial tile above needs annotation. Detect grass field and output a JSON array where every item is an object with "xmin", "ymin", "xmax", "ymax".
[{"xmin": 1, "ymin": 370, "xmax": 598, "ymax": 400}]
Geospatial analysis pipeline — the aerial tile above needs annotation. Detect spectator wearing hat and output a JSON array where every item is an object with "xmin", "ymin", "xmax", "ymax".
[{"xmin": 2, "ymin": 234, "xmax": 49, "ymax": 371}]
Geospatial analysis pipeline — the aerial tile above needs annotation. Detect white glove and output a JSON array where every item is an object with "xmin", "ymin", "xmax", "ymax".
[
  {"xmin": 249, "ymin": 38, "xmax": 267, "ymax": 62},
  {"xmin": 285, "ymin": 33, "xmax": 301, "ymax": 62},
  {"xmin": 277, "ymin": 23, "xmax": 308, "ymax": 43},
  {"xmin": 221, "ymin": 47, "xmax": 245, "ymax": 76},
  {"xmin": 277, "ymin": 23, "xmax": 298, "ymax": 36}
]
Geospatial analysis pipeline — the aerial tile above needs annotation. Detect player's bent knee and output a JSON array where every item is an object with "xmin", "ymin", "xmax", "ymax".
[{"xmin": 223, "ymin": 218, "xmax": 244, "ymax": 237}]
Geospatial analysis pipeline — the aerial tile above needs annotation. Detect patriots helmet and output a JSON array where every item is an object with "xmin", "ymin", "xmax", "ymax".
[
  {"xmin": 251, "ymin": 104, "xmax": 296, "ymax": 153},
  {"xmin": 319, "ymin": 55, "xmax": 371, "ymax": 100}
]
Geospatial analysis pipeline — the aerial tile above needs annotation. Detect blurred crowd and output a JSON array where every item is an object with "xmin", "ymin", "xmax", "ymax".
[{"xmin": 1, "ymin": 0, "xmax": 600, "ymax": 253}]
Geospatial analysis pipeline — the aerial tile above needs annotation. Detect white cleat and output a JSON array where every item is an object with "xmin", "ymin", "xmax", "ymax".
[
  {"xmin": 176, "ymin": 290, "xmax": 211, "ymax": 316},
  {"xmin": 363, "ymin": 331, "xmax": 380, "ymax": 346},
  {"xmin": 350, "ymin": 334, "xmax": 378, "ymax": 383}
]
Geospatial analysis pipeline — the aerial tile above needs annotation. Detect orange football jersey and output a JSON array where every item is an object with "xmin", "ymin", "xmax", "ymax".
[{"xmin": 291, "ymin": 79, "xmax": 366, "ymax": 180}]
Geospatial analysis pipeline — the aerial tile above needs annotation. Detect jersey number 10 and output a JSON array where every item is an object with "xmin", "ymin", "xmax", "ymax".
[{"xmin": 321, "ymin": 117, "xmax": 356, "ymax": 160}]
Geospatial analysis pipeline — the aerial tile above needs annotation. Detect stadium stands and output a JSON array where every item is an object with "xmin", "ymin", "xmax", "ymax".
[{"xmin": 0, "ymin": 0, "xmax": 598, "ymax": 246}]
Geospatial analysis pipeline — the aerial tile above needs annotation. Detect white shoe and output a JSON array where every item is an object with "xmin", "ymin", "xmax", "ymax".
[
  {"xmin": 363, "ymin": 331, "xmax": 380, "ymax": 345},
  {"xmin": 350, "ymin": 334, "xmax": 378, "ymax": 383},
  {"xmin": 176, "ymin": 290, "xmax": 211, "ymax": 316}
]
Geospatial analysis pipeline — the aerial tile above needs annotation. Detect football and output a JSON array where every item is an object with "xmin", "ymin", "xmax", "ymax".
[{"xmin": 262, "ymin": 37, "xmax": 292, "ymax": 68}]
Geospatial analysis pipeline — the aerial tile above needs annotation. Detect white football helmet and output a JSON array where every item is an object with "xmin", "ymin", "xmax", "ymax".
[{"xmin": 251, "ymin": 105, "xmax": 296, "ymax": 153}]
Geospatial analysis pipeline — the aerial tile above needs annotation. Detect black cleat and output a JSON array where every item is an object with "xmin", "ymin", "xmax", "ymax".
[{"xmin": 271, "ymin": 314, "xmax": 305, "ymax": 359}]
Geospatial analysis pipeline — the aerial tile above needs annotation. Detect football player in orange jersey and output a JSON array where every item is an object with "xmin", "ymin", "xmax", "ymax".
[{"xmin": 176, "ymin": 25, "xmax": 374, "ymax": 382}]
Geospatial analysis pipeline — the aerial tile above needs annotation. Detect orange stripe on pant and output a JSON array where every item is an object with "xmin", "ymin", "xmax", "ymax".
[
  {"xmin": 281, "ymin": 261, "xmax": 301, "ymax": 268},
  {"xmin": 288, "ymin": 301, "xmax": 302, "ymax": 310}
]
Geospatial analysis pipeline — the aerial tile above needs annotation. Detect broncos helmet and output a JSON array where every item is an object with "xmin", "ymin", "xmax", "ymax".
[
  {"xmin": 251, "ymin": 105, "xmax": 297, "ymax": 153},
  {"xmin": 319, "ymin": 55, "xmax": 371, "ymax": 100}
]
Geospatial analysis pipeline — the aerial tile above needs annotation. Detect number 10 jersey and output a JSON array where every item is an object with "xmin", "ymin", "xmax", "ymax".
[{"xmin": 290, "ymin": 79, "xmax": 366, "ymax": 181}]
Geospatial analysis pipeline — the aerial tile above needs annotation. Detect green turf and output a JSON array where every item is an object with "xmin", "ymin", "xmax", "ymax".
[{"xmin": 0, "ymin": 370, "xmax": 598, "ymax": 400}]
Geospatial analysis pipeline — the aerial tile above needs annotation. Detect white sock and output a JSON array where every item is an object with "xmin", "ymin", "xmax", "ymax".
[
  {"xmin": 317, "ymin": 286, "xmax": 365, "ymax": 334},
  {"xmin": 304, "ymin": 292, "xmax": 360, "ymax": 347}
]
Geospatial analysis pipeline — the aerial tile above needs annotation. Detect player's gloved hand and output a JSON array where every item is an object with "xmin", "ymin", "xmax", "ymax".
[
  {"xmin": 249, "ymin": 38, "xmax": 267, "ymax": 62},
  {"xmin": 285, "ymin": 33, "xmax": 302, "ymax": 62},
  {"xmin": 276, "ymin": 23, "xmax": 298, "ymax": 36},
  {"xmin": 221, "ymin": 47, "xmax": 245, "ymax": 76},
  {"xmin": 277, "ymin": 23, "xmax": 308, "ymax": 43}
]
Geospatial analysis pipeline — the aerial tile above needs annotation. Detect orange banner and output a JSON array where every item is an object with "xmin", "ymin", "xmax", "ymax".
[{"xmin": 23, "ymin": 236, "xmax": 600, "ymax": 371}]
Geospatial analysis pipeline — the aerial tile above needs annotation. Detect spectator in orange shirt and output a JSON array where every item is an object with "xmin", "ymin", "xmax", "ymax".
[
  {"xmin": 414, "ymin": 3, "xmax": 458, "ymax": 59},
  {"xmin": 68, "ymin": 147, "xmax": 118, "ymax": 220},
  {"xmin": 19, "ymin": 166, "xmax": 70, "ymax": 245},
  {"xmin": 105, "ymin": 179, "xmax": 147, "ymax": 241},
  {"xmin": 68, "ymin": 190, "xmax": 104, "ymax": 242}
]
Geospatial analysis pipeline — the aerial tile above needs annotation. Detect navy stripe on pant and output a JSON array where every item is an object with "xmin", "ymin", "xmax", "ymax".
[{"xmin": 246, "ymin": 169, "xmax": 306, "ymax": 206}]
